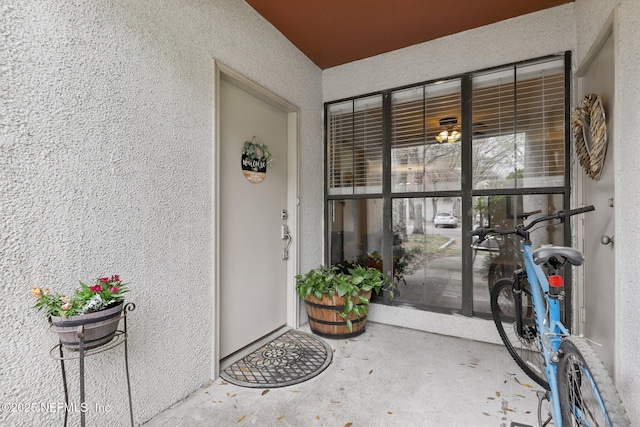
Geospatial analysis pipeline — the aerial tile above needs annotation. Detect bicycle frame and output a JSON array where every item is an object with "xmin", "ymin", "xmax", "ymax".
[
  {"xmin": 474, "ymin": 205, "xmax": 611, "ymax": 426},
  {"xmin": 522, "ymin": 243, "xmax": 569, "ymax": 425}
]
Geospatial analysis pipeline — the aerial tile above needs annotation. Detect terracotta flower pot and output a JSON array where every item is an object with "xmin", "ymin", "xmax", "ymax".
[{"xmin": 50, "ymin": 301, "xmax": 124, "ymax": 351}]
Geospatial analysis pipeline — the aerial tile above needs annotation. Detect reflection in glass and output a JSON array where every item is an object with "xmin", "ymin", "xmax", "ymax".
[
  {"xmin": 392, "ymin": 197, "xmax": 462, "ymax": 310},
  {"xmin": 328, "ymin": 199, "xmax": 384, "ymax": 269},
  {"xmin": 472, "ymin": 58, "xmax": 565, "ymax": 189},
  {"xmin": 471, "ymin": 194, "xmax": 564, "ymax": 315},
  {"xmin": 327, "ymin": 96, "xmax": 383, "ymax": 196},
  {"xmin": 391, "ymin": 80, "xmax": 461, "ymax": 193}
]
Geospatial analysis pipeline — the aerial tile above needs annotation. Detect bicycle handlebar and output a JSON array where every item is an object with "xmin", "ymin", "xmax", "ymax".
[{"xmin": 468, "ymin": 205, "xmax": 595, "ymax": 242}]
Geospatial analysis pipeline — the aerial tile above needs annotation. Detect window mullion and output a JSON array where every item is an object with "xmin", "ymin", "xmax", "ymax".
[{"xmin": 382, "ymin": 91, "xmax": 393, "ymax": 304}]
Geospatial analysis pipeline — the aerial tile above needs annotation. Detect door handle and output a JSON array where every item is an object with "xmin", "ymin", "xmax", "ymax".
[
  {"xmin": 282, "ymin": 233, "xmax": 292, "ymax": 260},
  {"xmin": 600, "ymin": 235, "xmax": 614, "ymax": 246}
]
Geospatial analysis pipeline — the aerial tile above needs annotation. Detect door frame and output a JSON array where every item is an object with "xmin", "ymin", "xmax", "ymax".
[
  {"xmin": 212, "ymin": 61, "xmax": 300, "ymax": 378},
  {"xmin": 573, "ymin": 9, "xmax": 619, "ymax": 381}
]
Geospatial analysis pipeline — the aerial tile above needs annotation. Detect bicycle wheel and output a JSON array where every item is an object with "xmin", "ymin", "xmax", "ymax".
[
  {"xmin": 557, "ymin": 336, "xmax": 630, "ymax": 426},
  {"xmin": 491, "ymin": 278, "xmax": 549, "ymax": 389},
  {"xmin": 487, "ymin": 257, "xmax": 520, "ymax": 293}
]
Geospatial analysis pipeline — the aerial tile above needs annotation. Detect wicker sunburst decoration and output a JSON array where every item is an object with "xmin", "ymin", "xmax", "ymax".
[{"xmin": 572, "ymin": 93, "xmax": 608, "ymax": 180}]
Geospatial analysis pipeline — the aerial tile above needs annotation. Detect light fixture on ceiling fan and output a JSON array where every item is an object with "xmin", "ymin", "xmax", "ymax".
[{"xmin": 435, "ymin": 117, "xmax": 461, "ymax": 143}]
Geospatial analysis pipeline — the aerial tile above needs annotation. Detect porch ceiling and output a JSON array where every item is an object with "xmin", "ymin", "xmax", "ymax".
[{"xmin": 245, "ymin": 0, "xmax": 574, "ymax": 69}]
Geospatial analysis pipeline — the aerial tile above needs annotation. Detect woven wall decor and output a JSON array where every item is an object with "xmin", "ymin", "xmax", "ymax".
[{"xmin": 572, "ymin": 93, "xmax": 607, "ymax": 180}]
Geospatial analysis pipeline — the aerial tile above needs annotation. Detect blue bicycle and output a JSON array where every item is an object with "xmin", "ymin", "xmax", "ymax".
[{"xmin": 471, "ymin": 206, "xmax": 630, "ymax": 426}]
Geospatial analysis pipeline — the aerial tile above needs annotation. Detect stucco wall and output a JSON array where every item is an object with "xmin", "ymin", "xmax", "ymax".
[
  {"xmin": 573, "ymin": 0, "xmax": 640, "ymax": 418},
  {"xmin": 323, "ymin": 5, "xmax": 576, "ymax": 102},
  {"xmin": 321, "ymin": 5, "xmax": 576, "ymax": 343},
  {"xmin": 323, "ymin": 0, "xmax": 640, "ymax": 418},
  {"xmin": 616, "ymin": 0, "xmax": 640, "ymax": 416},
  {"xmin": 608, "ymin": 0, "xmax": 640, "ymax": 419},
  {"xmin": 0, "ymin": 1, "xmax": 322, "ymax": 426}
]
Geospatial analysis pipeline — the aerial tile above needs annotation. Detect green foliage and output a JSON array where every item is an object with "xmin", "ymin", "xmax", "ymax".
[
  {"xmin": 32, "ymin": 275, "xmax": 129, "ymax": 318},
  {"xmin": 296, "ymin": 264, "xmax": 392, "ymax": 332},
  {"xmin": 243, "ymin": 140, "xmax": 273, "ymax": 164}
]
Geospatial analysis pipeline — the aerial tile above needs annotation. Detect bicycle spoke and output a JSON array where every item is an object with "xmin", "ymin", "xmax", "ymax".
[
  {"xmin": 558, "ymin": 337, "xmax": 630, "ymax": 426},
  {"xmin": 491, "ymin": 278, "xmax": 548, "ymax": 389}
]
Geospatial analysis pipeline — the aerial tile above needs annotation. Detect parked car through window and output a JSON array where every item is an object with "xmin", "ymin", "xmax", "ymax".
[{"xmin": 434, "ymin": 212, "xmax": 458, "ymax": 228}]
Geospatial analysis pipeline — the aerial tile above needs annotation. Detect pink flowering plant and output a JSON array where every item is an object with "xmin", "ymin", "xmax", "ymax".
[{"xmin": 32, "ymin": 275, "xmax": 128, "ymax": 318}]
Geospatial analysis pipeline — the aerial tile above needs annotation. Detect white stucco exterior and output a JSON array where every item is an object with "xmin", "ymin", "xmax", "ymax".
[
  {"xmin": 322, "ymin": 4, "xmax": 578, "ymax": 345},
  {"xmin": 323, "ymin": 6, "xmax": 576, "ymax": 102},
  {"xmin": 323, "ymin": 0, "xmax": 640, "ymax": 420},
  {"xmin": 1, "ymin": 1, "xmax": 322, "ymax": 425},
  {"xmin": 2, "ymin": 0, "xmax": 639, "ymax": 425}
]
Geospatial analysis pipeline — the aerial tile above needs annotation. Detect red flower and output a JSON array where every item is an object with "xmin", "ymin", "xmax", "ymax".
[
  {"xmin": 111, "ymin": 275, "xmax": 120, "ymax": 282},
  {"xmin": 90, "ymin": 284, "xmax": 102, "ymax": 292},
  {"xmin": 108, "ymin": 286, "xmax": 119, "ymax": 293},
  {"xmin": 98, "ymin": 277, "xmax": 110, "ymax": 284}
]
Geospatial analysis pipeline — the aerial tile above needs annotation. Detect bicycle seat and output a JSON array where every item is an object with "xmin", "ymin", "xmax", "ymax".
[{"xmin": 533, "ymin": 246, "xmax": 584, "ymax": 266}]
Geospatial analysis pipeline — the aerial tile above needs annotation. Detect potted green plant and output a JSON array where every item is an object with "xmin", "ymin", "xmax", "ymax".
[
  {"xmin": 296, "ymin": 264, "xmax": 391, "ymax": 338},
  {"xmin": 32, "ymin": 275, "xmax": 129, "ymax": 350}
]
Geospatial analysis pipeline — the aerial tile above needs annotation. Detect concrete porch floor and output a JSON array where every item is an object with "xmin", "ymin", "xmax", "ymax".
[{"xmin": 144, "ymin": 322, "xmax": 543, "ymax": 426}]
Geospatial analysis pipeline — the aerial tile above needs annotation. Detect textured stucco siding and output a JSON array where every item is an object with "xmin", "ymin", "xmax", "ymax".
[
  {"xmin": 322, "ymin": 0, "xmax": 640, "ymax": 418},
  {"xmin": 573, "ymin": 0, "xmax": 640, "ymax": 419},
  {"xmin": 0, "ymin": 1, "xmax": 322, "ymax": 426},
  {"xmin": 321, "ymin": 4, "xmax": 577, "ymax": 344},
  {"xmin": 322, "ymin": 5, "xmax": 576, "ymax": 102}
]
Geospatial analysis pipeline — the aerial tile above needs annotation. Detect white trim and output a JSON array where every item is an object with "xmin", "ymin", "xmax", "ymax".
[
  {"xmin": 212, "ymin": 60, "xmax": 300, "ymax": 379},
  {"xmin": 212, "ymin": 61, "xmax": 221, "ymax": 380},
  {"xmin": 574, "ymin": 6, "xmax": 620, "ymax": 386}
]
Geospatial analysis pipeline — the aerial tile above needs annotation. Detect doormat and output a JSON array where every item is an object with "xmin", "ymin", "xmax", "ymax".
[{"xmin": 220, "ymin": 329, "xmax": 333, "ymax": 388}]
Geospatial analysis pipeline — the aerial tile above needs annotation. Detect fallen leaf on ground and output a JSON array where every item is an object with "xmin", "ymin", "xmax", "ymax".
[
  {"xmin": 369, "ymin": 370, "xmax": 373, "ymax": 374},
  {"xmin": 345, "ymin": 423, "xmax": 353, "ymax": 427},
  {"xmin": 262, "ymin": 390, "xmax": 270, "ymax": 396},
  {"xmin": 387, "ymin": 412, "xmax": 393, "ymax": 415},
  {"xmin": 277, "ymin": 415, "xmax": 284, "ymax": 420},
  {"xmin": 482, "ymin": 412, "xmax": 490, "ymax": 416},
  {"xmin": 495, "ymin": 391, "xmax": 501, "ymax": 397},
  {"xmin": 237, "ymin": 415, "xmax": 245, "ymax": 423}
]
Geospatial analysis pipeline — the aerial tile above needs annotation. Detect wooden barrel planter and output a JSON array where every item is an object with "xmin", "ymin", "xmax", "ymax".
[
  {"xmin": 304, "ymin": 290, "xmax": 372, "ymax": 339},
  {"xmin": 50, "ymin": 301, "xmax": 124, "ymax": 351}
]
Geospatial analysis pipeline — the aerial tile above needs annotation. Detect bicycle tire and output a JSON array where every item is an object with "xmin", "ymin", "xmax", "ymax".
[
  {"xmin": 490, "ymin": 278, "xmax": 549, "ymax": 390},
  {"xmin": 557, "ymin": 336, "xmax": 630, "ymax": 426},
  {"xmin": 487, "ymin": 258, "xmax": 520, "ymax": 293}
]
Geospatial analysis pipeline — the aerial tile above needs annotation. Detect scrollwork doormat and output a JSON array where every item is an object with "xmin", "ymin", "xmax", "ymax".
[{"xmin": 220, "ymin": 329, "xmax": 333, "ymax": 388}]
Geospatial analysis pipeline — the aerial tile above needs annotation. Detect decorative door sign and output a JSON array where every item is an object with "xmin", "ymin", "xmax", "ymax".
[{"xmin": 241, "ymin": 137, "xmax": 273, "ymax": 184}]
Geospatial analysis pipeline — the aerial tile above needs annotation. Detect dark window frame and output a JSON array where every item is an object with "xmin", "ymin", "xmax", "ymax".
[{"xmin": 324, "ymin": 52, "xmax": 572, "ymax": 321}]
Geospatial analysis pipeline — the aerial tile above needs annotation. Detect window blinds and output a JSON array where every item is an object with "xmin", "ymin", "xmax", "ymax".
[{"xmin": 327, "ymin": 95, "xmax": 383, "ymax": 195}]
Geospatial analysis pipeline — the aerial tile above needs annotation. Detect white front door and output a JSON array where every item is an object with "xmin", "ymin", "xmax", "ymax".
[
  {"xmin": 577, "ymin": 30, "xmax": 616, "ymax": 376},
  {"xmin": 218, "ymin": 76, "xmax": 291, "ymax": 359}
]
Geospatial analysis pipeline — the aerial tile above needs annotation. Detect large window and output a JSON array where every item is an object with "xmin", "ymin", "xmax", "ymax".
[
  {"xmin": 325, "ymin": 54, "xmax": 570, "ymax": 317},
  {"xmin": 391, "ymin": 79, "xmax": 462, "ymax": 193},
  {"xmin": 327, "ymin": 95, "xmax": 383, "ymax": 195}
]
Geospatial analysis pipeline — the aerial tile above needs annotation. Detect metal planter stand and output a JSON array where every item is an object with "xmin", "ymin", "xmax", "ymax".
[{"xmin": 49, "ymin": 302, "xmax": 135, "ymax": 427}]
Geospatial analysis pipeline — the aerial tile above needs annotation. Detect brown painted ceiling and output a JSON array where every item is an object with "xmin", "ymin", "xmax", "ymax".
[{"xmin": 245, "ymin": 0, "xmax": 573, "ymax": 69}]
